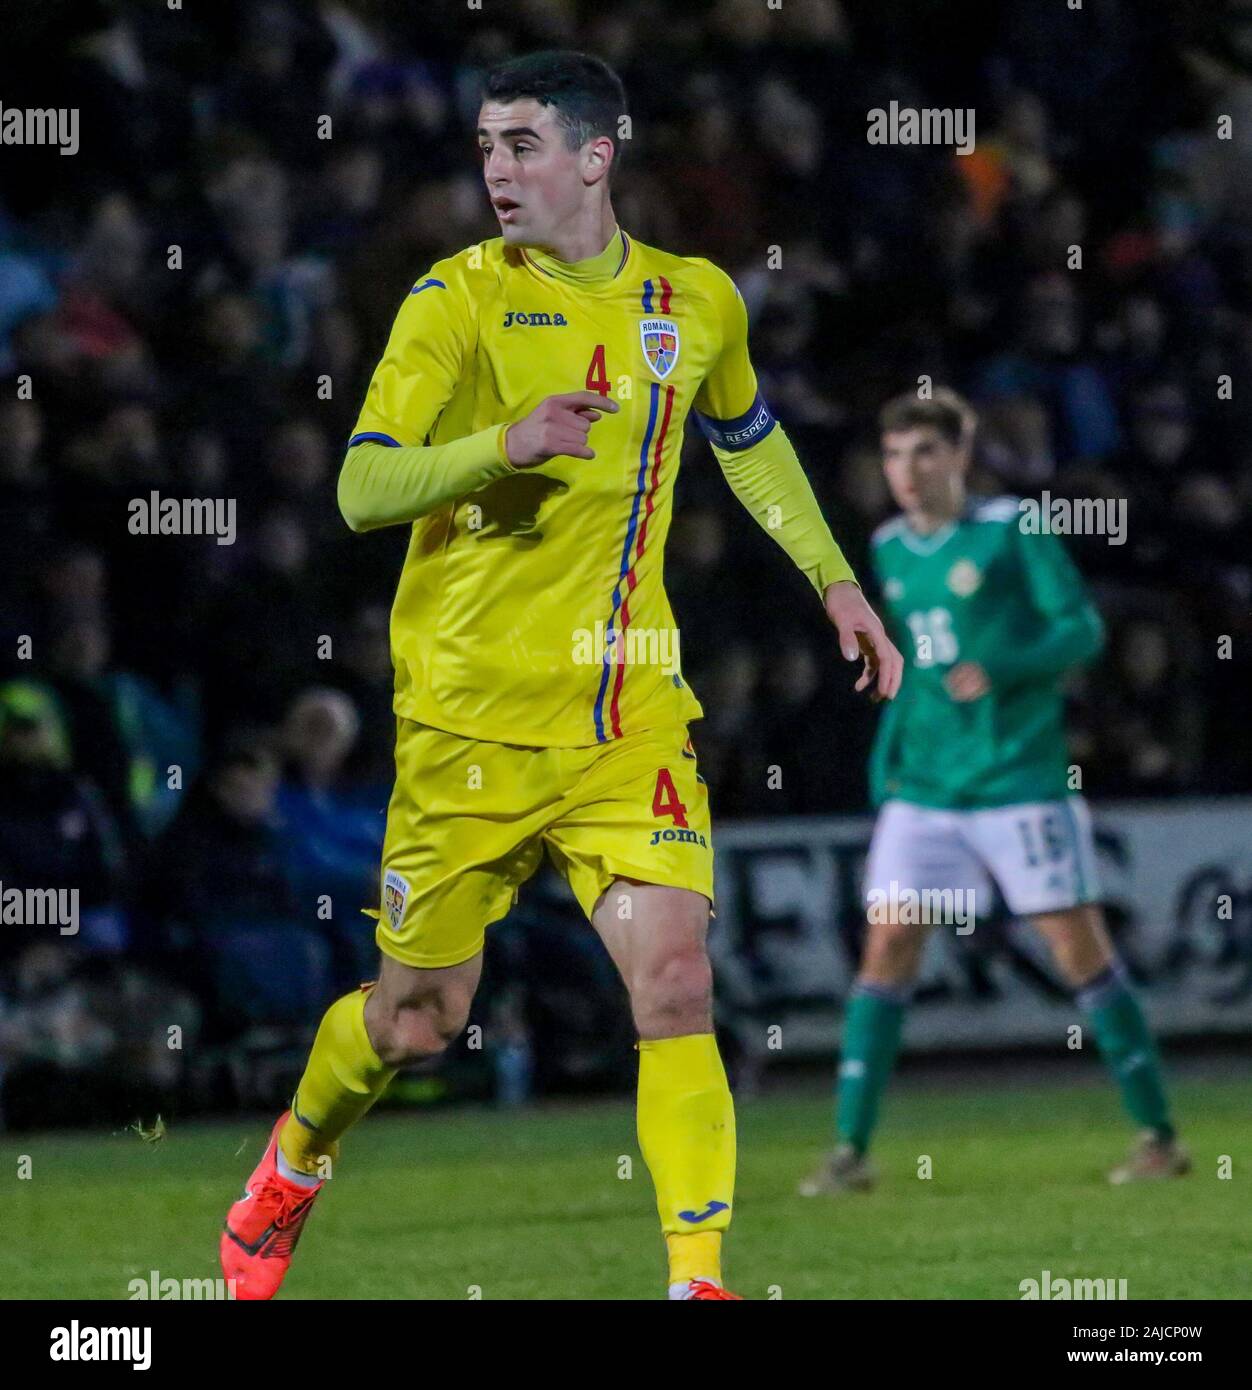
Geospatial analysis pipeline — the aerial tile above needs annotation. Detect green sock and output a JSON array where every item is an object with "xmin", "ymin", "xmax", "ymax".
[
  {"xmin": 1079, "ymin": 965, "xmax": 1174, "ymax": 1140},
  {"xmin": 835, "ymin": 983, "xmax": 909, "ymax": 1154}
]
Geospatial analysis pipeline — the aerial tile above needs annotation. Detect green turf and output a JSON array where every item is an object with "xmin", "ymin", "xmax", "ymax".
[{"xmin": 1, "ymin": 1075, "xmax": 1247, "ymax": 1300}]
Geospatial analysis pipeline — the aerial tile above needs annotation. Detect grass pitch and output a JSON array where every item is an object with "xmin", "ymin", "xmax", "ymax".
[{"xmin": 2, "ymin": 1072, "xmax": 1246, "ymax": 1300}]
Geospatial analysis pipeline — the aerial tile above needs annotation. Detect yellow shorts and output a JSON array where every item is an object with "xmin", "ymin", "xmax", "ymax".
[{"xmin": 371, "ymin": 718, "xmax": 714, "ymax": 968}]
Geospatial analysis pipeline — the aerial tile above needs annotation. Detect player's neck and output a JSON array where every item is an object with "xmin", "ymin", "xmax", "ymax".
[
  {"xmin": 528, "ymin": 204, "xmax": 620, "ymax": 268},
  {"xmin": 906, "ymin": 497, "xmax": 964, "ymax": 534}
]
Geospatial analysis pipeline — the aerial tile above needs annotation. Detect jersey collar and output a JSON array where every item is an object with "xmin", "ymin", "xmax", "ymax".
[
  {"xmin": 898, "ymin": 516, "xmax": 959, "ymax": 555},
  {"xmin": 522, "ymin": 227, "xmax": 631, "ymax": 286}
]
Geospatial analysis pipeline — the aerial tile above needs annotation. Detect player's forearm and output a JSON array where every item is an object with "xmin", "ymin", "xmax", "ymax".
[
  {"xmin": 980, "ymin": 605, "xmax": 1105, "ymax": 686},
  {"xmin": 710, "ymin": 423, "xmax": 857, "ymax": 596},
  {"xmin": 337, "ymin": 426, "xmax": 515, "ymax": 532}
]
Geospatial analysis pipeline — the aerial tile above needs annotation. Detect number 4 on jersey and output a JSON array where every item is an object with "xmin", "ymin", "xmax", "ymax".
[
  {"xmin": 585, "ymin": 344, "xmax": 610, "ymax": 397},
  {"xmin": 652, "ymin": 768, "xmax": 689, "ymax": 828}
]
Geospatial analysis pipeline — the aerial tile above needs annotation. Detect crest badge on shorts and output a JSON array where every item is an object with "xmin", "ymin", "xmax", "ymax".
[
  {"xmin": 640, "ymin": 317, "xmax": 679, "ymax": 380},
  {"xmin": 383, "ymin": 869, "xmax": 409, "ymax": 932}
]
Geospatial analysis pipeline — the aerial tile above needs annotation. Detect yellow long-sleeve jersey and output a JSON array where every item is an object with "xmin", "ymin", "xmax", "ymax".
[{"xmin": 340, "ymin": 226, "xmax": 856, "ymax": 747}]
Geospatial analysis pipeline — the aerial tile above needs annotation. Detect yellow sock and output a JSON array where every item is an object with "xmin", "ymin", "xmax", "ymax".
[
  {"xmin": 278, "ymin": 987, "xmax": 395, "ymax": 1175},
  {"xmin": 637, "ymin": 1033, "xmax": 735, "ymax": 1288},
  {"xmin": 667, "ymin": 1231, "xmax": 722, "ymax": 1287}
]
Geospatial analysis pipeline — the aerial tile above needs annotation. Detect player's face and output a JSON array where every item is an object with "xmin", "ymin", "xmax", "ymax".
[
  {"xmin": 881, "ymin": 426, "xmax": 965, "ymax": 515},
  {"xmin": 477, "ymin": 99, "xmax": 591, "ymax": 248}
]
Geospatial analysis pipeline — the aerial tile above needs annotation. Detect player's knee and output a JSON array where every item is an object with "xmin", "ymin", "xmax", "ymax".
[
  {"xmin": 1037, "ymin": 908, "xmax": 1111, "ymax": 985},
  {"xmin": 632, "ymin": 945, "xmax": 713, "ymax": 1038},
  {"xmin": 369, "ymin": 989, "xmax": 471, "ymax": 1067},
  {"xmin": 1053, "ymin": 934, "xmax": 1108, "ymax": 987},
  {"xmin": 860, "ymin": 919, "xmax": 924, "ymax": 984},
  {"xmin": 1047, "ymin": 929, "xmax": 1082, "ymax": 979}
]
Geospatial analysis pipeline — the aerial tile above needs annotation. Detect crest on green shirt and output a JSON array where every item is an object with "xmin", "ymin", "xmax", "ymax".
[{"xmin": 946, "ymin": 558, "xmax": 983, "ymax": 597}]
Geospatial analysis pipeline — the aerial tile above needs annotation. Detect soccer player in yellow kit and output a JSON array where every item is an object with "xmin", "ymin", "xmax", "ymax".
[{"xmin": 220, "ymin": 50, "xmax": 902, "ymax": 1301}]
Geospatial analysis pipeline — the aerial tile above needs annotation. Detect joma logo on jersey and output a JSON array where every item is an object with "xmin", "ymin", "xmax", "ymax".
[
  {"xmin": 502, "ymin": 310, "xmax": 568, "ymax": 327},
  {"xmin": 648, "ymin": 828, "xmax": 707, "ymax": 848},
  {"xmin": 640, "ymin": 317, "xmax": 679, "ymax": 379}
]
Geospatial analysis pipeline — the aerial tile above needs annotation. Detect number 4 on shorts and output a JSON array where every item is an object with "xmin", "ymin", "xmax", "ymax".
[{"xmin": 652, "ymin": 768, "xmax": 689, "ymax": 828}]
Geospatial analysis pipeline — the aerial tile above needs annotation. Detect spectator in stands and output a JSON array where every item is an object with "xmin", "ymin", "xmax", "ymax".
[
  {"xmin": 277, "ymin": 687, "xmax": 382, "ymax": 988},
  {"xmin": 0, "ymin": 681, "xmax": 125, "ymax": 960},
  {"xmin": 150, "ymin": 733, "xmax": 297, "ymax": 928},
  {"xmin": 1092, "ymin": 617, "xmax": 1204, "ymax": 795},
  {"xmin": 0, "ymin": 936, "xmax": 204, "ymax": 1131},
  {"xmin": 325, "ymin": 603, "xmax": 398, "ymax": 794},
  {"xmin": 41, "ymin": 615, "xmax": 199, "ymax": 845},
  {"xmin": 147, "ymin": 733, "xmax": 330, "ymax": 1031}
]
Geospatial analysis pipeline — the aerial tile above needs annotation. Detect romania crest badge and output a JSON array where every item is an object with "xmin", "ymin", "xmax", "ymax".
[
  {"xmin": 640, "ymin": 317, "xmax": 679, "ymax": 380},
  {"xmin": 383, "ymin": 869, "xmax": 409, "ymax": 933}
]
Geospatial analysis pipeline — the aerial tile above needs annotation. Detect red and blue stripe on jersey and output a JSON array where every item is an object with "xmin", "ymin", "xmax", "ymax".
[
  {"xmin": 641, "ymin": 275, "xmax": 673, "ymax": 314},
  {"xmin": 592, "ymin": 276, "xmax": 678, "ymax": 741},
  {"xmin": 593, "ymin": 379, "xmax": 676, "ymax": 741},
  {"xmin": 589, "ymin": 279, "xmax": 678, "ymax": 750}
]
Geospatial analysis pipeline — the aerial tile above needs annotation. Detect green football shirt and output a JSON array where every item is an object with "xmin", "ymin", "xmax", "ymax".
[{"xmin": 868, "ymin": 496, "xmax": 1105, "ymax": 810}]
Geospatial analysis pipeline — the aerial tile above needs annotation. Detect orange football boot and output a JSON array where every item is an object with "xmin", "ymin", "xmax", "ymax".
[
  {"xmin": 220, "ymin": 1112, "xmax": 325, "ymax": 1300},
  {"xmin": 684, "ymin": 1279, "xmax": 743, "ymax": 1300}
]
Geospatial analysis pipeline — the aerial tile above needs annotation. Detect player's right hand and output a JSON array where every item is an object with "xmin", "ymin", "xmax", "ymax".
[
  {"xmin": 824, "ymin": 580, "xmax": 905, "ymax": 702},
  {"xmin": 504, "ymin": 391, "xmax": 619, "ymax": 467}
]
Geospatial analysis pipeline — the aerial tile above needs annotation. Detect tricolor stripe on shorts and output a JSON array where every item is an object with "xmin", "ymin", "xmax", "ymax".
[{"xmin": 593, "ymin": 377, "xmax": 676, "ymax": 742}]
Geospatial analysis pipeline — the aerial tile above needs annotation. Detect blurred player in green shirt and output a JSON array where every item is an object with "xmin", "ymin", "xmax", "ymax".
[{"xmin": 801, "ymin": 390, "xmax": 1188, "ymax": 1196}]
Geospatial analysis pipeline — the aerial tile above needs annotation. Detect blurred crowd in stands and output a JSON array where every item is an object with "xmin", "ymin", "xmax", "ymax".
[{"xmin": 2, "ymin": 0, "xmax": 1251, "ymax": 1122}]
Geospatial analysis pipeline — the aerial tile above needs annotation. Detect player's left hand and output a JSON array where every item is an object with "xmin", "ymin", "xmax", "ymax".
[
  {"xmin": 824, "ymin": 581, "xmax": 904, "ymax": 702},
  {"xmin": 944, "ymin": 662, "xmax": 991, "ymax": 702}
]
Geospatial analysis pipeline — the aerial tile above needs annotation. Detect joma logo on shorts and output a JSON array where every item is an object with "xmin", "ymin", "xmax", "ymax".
[
  {"xmin": 648, "ymin": 828, "xmax": 707, "ymax": 848},
  {"xmin": 502, "ymin": 310, "xmax": 568, "ymax": 327}
]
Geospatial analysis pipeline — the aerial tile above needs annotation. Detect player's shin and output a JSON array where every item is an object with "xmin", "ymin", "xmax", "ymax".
[
  {"xmin": 279, "ymin": 986, "xmax": 396, "ymax": 1176},
  {"xmin": 1078, "ymin": 963, "xmax": 1174, "ymax": 1139},
  {"xmin": 836, "ymin": 980, "xmax": 911, "ymax": 1153},
  {"xmin": 636, "ymin": 1034, "xmax": 736, "ymax": 1293}
]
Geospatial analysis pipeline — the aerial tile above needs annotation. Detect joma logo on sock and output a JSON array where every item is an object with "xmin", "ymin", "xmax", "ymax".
[{"xmin": 1019, "ymin": 1270, "xmax": 1128, "ymax": 1300}]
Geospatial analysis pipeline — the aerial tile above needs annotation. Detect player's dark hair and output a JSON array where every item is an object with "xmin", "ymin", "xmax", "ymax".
[
  {"xmin": 481, "ymin": 50, "xmax": 628, "ymax": 168},
  {"xmin": 879, "ymin": 389, "xmax": 976, "ymax": 448}
]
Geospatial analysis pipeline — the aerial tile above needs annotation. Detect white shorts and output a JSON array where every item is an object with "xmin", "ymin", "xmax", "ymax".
[{"xmin": 863, "ymin": 797, "xmax": 1101, "ymax": 923}]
